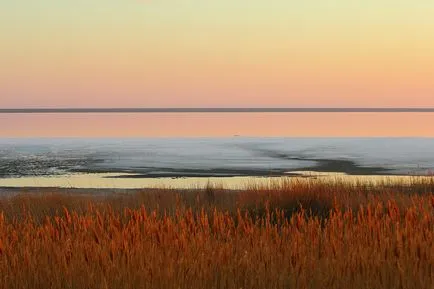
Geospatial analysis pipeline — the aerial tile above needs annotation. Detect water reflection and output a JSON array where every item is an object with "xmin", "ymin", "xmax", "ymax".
[{"xmin": 0, "ymin": 112, "xmax": 433, "ymax": 137}]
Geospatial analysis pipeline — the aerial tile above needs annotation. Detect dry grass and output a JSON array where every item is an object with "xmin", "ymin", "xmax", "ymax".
[{"xmin": 0, "ymin": 178, "xmax": 433, "ymax": 289}]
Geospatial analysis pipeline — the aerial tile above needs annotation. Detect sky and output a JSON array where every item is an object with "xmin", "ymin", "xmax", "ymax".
[
  {"xmin": 0, "ymin": 1, "xmax": 433, "ymax": 137},
  {"xmin": 1, "ymin": 0, "xmax": 434, "ymax": 109}
]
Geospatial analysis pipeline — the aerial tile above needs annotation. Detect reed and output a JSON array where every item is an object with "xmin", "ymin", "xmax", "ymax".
[{"xmin": 0, "ymin": 177, "xmax": 433, "ymax": 289}]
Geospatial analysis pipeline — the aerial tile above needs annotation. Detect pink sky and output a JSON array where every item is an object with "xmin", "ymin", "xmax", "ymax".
[
  {"xmin": 2, "ymin": 1, "xmax": 434, "ymax": 109},
  {"xmin": 1, "ymin": 1, "xmax": 434, "ymax": 136}
]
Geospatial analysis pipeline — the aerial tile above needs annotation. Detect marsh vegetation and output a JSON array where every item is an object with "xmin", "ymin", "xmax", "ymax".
[{"xmin": 0, "ymin": 178, "xmax": 433, "ymax": 289}]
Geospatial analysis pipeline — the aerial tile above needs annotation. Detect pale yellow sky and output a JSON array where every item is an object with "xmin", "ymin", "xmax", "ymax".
[
  {"xmin": 1, "ymin": 1, "xmax": 434, "ymax": 136},
  {"xmin": 1, "ymin": 1, "xmax": 434, "ymax": 109}
]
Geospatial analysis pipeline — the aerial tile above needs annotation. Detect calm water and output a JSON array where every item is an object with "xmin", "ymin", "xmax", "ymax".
[
  {"xmin": 0, "ymin": 112, "xmax": 434, "ymax": 137},
  {"xmin": 1, "ymin": 112, "xmax": 434, "ymax": 189}
]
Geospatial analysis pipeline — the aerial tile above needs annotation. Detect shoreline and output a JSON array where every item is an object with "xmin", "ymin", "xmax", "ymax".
[{"xmin": 0, "ymin": 171, "xmax": 433, "ymax": 192}]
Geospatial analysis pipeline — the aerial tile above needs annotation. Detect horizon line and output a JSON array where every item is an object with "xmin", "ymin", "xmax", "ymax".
[{"xmin": 1, "ymin": 107, "xmax": 434, "ymax": 113}]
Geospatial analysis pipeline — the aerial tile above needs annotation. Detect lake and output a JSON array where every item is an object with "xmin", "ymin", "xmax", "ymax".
[
  {"xmin": 1, "ymin": 112, "xmax": 433, "ymax": 189},
  {"xmin": 1, "ymin": 112, "xmax": 434, "ymax": 137}
]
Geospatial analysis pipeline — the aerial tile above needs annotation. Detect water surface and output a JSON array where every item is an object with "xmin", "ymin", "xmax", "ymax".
[
  {"xmin": 1, "ymin": 112, "xmax": 433, "ymax": 137},
  {"xmin": 1, "ymin": 112, "xmax": 434, "ymax": 189}
]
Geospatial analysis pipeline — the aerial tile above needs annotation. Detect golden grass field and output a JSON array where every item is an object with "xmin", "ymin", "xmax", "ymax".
[{"xmin": 0, "ymin": 177, "xmax": 433, "ymax": 289}]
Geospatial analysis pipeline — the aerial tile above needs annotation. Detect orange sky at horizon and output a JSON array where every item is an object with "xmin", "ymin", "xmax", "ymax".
[{"xmin": 1, "ymin": 1, "xmax": 434, "ymax": 136}]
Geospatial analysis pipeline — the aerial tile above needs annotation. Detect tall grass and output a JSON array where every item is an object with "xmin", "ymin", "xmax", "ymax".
[{"xmin": 0, "ymin": 178, "xmax": 433, "ymax": 289}]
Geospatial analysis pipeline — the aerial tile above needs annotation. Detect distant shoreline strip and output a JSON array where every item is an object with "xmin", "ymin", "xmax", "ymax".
[{"xmin": 1, "ymin": 108, "xmax": 434, "ymax": 114}]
